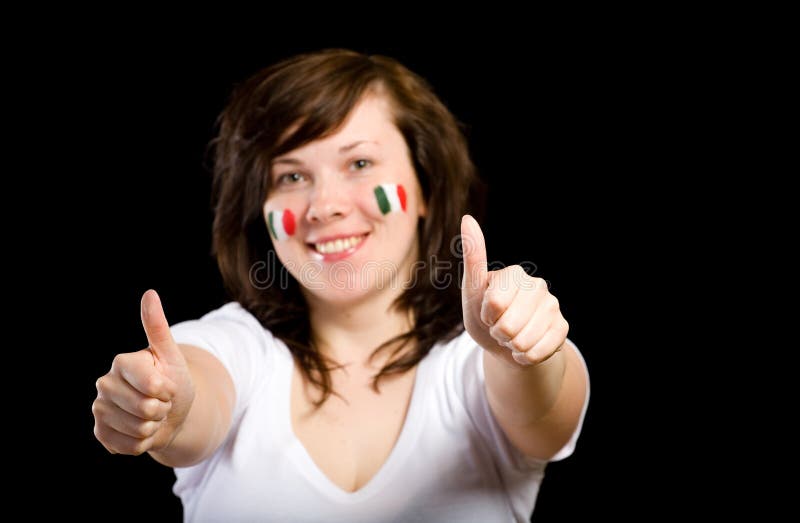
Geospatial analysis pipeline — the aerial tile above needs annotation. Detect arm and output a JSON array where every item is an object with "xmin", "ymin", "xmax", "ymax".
[
  {"xmin": 483, "ymin": 340, "xmax": 587, "ymax": 460},
  {"xmin": 147, "ymin": 344, "xmax": 235, "ymax": 468},
  {"xmin": 92, "ymin": 291, "xmax": 235, "ymax": 468},
  {"xmin": 459, "ymin": 215, "xmax": 588, "ymax": 462}
]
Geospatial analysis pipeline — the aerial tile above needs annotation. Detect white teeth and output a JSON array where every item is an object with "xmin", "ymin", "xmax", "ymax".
[{"xmin": 314, "ymin": 234, "xmax": 365, "ymax": 254}]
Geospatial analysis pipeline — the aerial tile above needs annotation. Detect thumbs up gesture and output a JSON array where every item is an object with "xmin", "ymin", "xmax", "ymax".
[
  {"xmin": 460, "ymin": 215, "xmax": 569, "ymax": 368},
  {"xmin": 92, "ymin": 290, "xmax": 195, "ymax": 455}
]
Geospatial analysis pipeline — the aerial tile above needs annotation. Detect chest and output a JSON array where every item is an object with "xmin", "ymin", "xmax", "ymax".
[{"xmin": 290, "ymin": 363, "xmax": 417, "ymax": 493}]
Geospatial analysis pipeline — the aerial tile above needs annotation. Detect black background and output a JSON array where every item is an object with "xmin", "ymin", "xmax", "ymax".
[{"xmin": 32, "ymin": 29, "xmax": 684, "ymax": 522}]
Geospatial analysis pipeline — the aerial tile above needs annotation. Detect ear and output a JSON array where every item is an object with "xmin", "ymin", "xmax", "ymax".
[{"xmin": 417, "ymin": 185, "xmax": 428, "ymax": 218}]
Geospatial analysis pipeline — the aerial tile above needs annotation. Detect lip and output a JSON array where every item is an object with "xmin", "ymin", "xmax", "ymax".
[{"xmin": 307, "ymin": 232, "xmax": 369, "ymax": 262}]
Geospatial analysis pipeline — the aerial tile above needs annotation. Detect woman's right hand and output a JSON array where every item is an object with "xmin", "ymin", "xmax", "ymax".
[{"xmin": 92, "ymin": 290, "xmax": 196, "ymax": 456}]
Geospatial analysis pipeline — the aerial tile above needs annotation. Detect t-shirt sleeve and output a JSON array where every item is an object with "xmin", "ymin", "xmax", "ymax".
[
  {"xmin": 452, "ymin": 333, "xmax": 591, "ymax": 472},
  {"xmin": 168, "ymin": 302, "xmax": 273, "ymax": 424}
]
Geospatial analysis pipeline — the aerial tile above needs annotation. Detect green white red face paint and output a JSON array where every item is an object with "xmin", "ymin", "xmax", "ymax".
[
  {"xmin": 374, "ymin": 183, "xmax": 407, "ymax": 215},
  {"xmin": 267, "ymin": 209, "xmax": 296, "ymax": 241}
]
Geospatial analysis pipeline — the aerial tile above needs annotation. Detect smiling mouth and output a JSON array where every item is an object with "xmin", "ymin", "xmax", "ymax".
[{"xmin": 307, "ymin": 233, "xmax": 369, "ymax": 255}]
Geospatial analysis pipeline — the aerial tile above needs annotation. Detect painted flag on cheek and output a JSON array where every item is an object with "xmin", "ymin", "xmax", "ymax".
[
  {"xmin": 267, "ymin": 209, "xmax": 296, "ymax": 241},
  {"xmin": 374, "ymin": 184, "xmax": 407, "ymax": 215}
]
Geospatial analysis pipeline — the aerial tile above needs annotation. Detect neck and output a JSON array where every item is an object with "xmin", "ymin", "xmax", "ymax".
[
  {"xmin": 303, "ymin": 236, "xmax": 422, "ymax": 372},
  {"xmin": 305, "ymin": 286, "xmax": 414, "ymax": 372}
]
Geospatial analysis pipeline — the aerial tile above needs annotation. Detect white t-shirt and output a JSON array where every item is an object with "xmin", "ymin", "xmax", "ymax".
[{"xmin": 169, "ymin": 302, "xmax": 590, "ymax": 522}]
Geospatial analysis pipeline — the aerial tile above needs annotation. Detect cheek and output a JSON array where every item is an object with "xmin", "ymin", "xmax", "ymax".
[
  {"xmin": 359, "ymin": 185, "xmax": 385, "ymax": 220},
  {"xmin": 263, "ymin": 197, "xmax": 304, "ymax": 242},
  {"xmin": 369, "ymin": 183, "xmax": 411, "ymax": 217}
]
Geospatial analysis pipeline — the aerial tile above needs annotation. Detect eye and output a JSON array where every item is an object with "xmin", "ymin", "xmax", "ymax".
[
  {"xmin": 275, "ymin": 172, "xmax": 306, "ymax": 185},
  {"xmin": 351, "ymin": 159, "xmax": 372, "ymax": 170}
]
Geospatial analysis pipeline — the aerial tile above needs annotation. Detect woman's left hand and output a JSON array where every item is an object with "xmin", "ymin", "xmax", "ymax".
[{"xmin": 460, "ymin": 215, "xmax": 569, "ymax": 368}]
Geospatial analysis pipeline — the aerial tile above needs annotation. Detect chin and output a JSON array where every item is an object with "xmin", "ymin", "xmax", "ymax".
[{"xmin": 304, "ymin": 286, "xmax": 378, "ymax": 307}]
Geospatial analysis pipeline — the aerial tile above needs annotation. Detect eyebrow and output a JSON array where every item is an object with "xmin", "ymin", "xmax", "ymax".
[
  {"xmin": 339, "ymin": 140, "xmax": 377, "ymax": 153},
  {"xmin": 272, "ymin": 140, "xmax": 378, "ymax": 166}
]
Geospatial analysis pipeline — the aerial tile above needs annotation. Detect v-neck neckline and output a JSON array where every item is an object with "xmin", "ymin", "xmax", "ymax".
[{"xmin": 277, "ymin": 345, "xmax": 430, "ymax": 504}]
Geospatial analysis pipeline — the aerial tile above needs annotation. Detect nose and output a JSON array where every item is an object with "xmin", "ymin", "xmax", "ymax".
[{"xmin": 305, "ymin": 177, "xmax": 352, "ymax": 224}]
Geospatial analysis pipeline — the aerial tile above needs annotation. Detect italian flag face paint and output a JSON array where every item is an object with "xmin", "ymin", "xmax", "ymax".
[
  {"xmin": 374, "ymin": 184, "xmax": 407, "ymax": 215},
  {"xmin": 267, "ymin": 209, "xmax": 296, "ymax": 241}
]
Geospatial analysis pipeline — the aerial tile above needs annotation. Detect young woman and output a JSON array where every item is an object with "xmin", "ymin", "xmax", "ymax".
[{"xmin": 92, "ymin": 49, "xmax": 590, "ymax": 521}]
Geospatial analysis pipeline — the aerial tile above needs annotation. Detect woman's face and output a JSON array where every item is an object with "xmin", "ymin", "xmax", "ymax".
[{"xmin": 263, "ymin": 93, "xmax": 426, "ymax": 306}]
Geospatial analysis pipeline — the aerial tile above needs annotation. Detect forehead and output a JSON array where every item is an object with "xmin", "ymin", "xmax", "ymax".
[
  {"xmin": 275, "ymin": 93, "xmax": 399, "ymax": 161},
  {"xmin": 333, "ymin": 93, "xmax": 396, "ymax": 139}
]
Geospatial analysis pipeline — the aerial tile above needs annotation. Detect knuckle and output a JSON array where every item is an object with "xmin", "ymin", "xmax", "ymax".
[
  {"xmin": 496, "ymin": 318, "xmax": 513, "ymax": 336},
  {"xmin": 486, "ymin": 294, "xmax": 504, "ymax": 312},
  {"xmin": 509, "ymin": 265, "xmax": 526, "ymax": 279},
  {"xmin": 93, "ymin": 423, "xmax": 108, "ymax": 443},
  {"xmin": 490, "ymin": 322, "xmax": 511, "ymax": 341},
  {"xmin": 139, "ymin": 347, "xmax": 156, "ymax": 363},
  {"xmin": 516, "ymin": 272, "xmax": 536, "ymax": 290},
  {"xmin": 111, "ymin": 353, "xmax": 125, "ymax": 371},
  {"xmin": 480, "ymin": 302, "xmax": 499, "ymax": 326},
  {"xmin": 480, "ymin": 313, "xmax": 494, "ymax": 328},
  {"xmin": 138, "ymin": 398, "xmax": 160, "ymax": 419},
  {"xmin": 131, "ymin": 439, "xmax": 151, "ymax": 456},
  {"xmin": 144, "ymin": 374, "xmax": 163, "ymax": 397},
  {"xmin": 135, "ymin": 421, "xmax": 157, "ymax": 439},
  {"xmin": 548, "ymin": 295, "xmax": 560, "ymax": 310},
  {"xmin": 91, "ymin": 400, "xmax": 103, "ymax": 419},
  {"xmin": 498, "ymin": 310, "xmax": 521, "ymax": 335}
]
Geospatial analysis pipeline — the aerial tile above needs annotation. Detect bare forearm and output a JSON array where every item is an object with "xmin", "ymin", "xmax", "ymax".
[
  {"xmin": 484, "ymin": 341, "xmax": 587, "ymax": 459},
  {"xmin": 484, "ymin": 345, "xmax": 566, "ymax": 426}
]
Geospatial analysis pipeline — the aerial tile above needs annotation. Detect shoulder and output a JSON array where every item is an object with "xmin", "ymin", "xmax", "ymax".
[
  {"xmin": 170, "ymin": 301, "xmax": 282, "ymax": 357},
  {"xmin": 170, "ymin": 302, "xmax": 282, "ymax": 409},
  {"xmin": 199, "ymin": 302, "xmax": 263, "ymax": 328},
  {"xmin": 183, "ymin": 302, "xmax": 272, "ymax": 338}
]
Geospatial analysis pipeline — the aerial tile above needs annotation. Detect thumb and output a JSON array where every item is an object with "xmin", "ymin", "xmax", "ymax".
[
  {"xmin": 141, "ymin": 289, "xmax": 182, "ymax": 366},
  {"xmin": 461, "ymin": 214, "xmax": 488, "ymax": 303}
]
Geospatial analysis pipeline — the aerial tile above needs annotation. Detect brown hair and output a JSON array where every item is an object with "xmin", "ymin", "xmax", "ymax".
[{"xmin": 209, "ymin": 49, "xmax": 485, "ymax": 408}]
